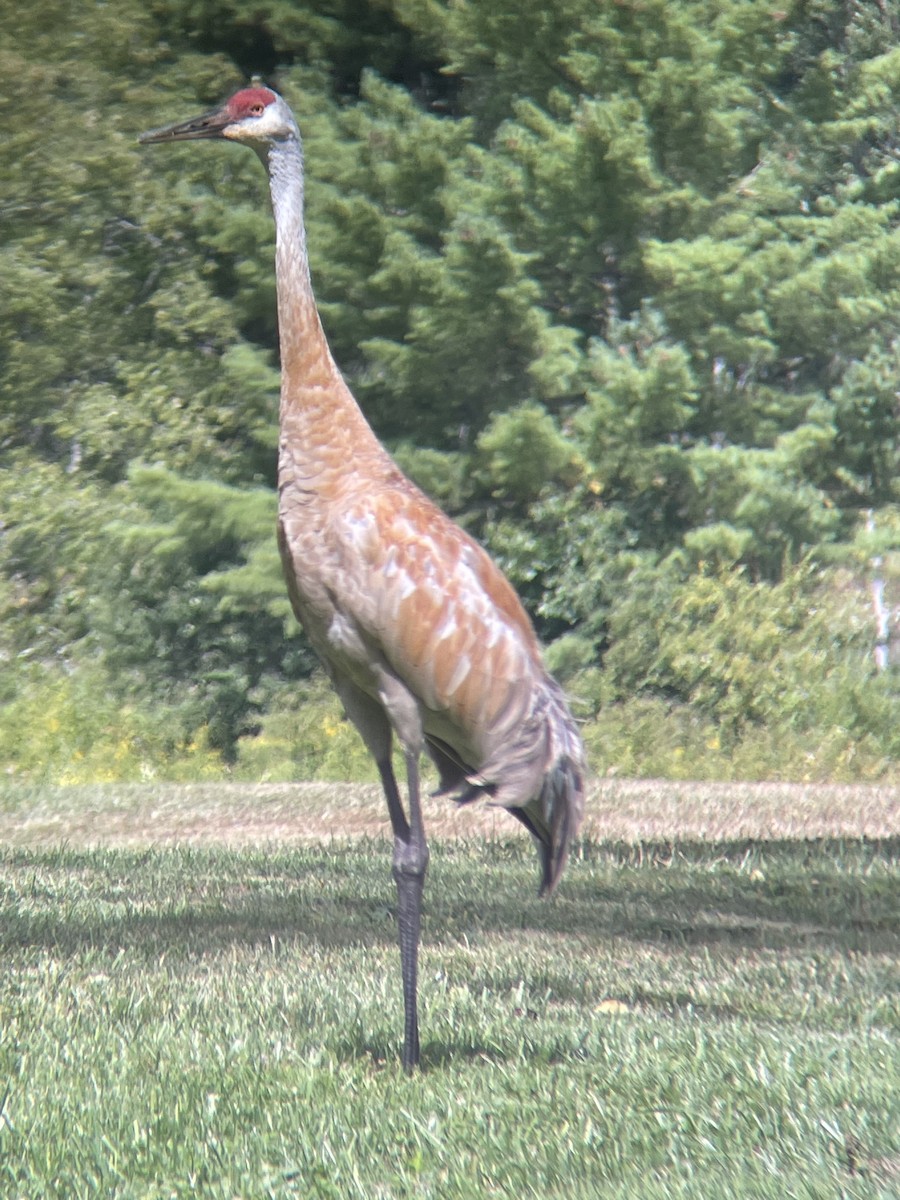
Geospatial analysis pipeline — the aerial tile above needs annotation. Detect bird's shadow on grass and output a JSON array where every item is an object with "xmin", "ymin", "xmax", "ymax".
[
  {"xmin": 1, "ymin": 836, "xmax": 898, "ymax": 964},
  {"xmin": 429, "ymin": 836, "xmax": 900, "ymax": 958}
]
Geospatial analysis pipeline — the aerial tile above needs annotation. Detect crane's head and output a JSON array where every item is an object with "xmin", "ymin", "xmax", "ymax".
[{"xmin": 139, "ymin": 86, "xmax": 297, "ymax": 148}]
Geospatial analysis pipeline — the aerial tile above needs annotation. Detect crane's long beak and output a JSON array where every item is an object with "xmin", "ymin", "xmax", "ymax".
[{"xmin": 139, "ymin": 104, "xmax": 232, "ymax": 145}]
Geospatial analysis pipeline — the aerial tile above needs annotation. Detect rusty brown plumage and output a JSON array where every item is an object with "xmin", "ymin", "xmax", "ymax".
[{"xmin": 141, "ymin": 84, "xmax": 585, "ymax": 1070}]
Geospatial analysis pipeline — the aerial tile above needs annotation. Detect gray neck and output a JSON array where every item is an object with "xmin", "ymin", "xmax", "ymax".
[
  {"xmin": 262, "ymin": 132, "xmax": 338, "ymax": 389},
  {"xmin": 262, "ymin": 128, "xmax": 395, "ymax": 481},
  {"xmin": 265, "ymin": 135, "xmax": 311, "ymax": 290}
]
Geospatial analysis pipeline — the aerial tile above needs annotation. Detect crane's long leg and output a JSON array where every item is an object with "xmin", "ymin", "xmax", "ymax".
[
  {"xmin": 377, "ymin": 752, "xmax": 429, "ymax": 1071},
  {"xmin": 338, "ymin": 676, "xmax": 429, "ymax": 1070}
]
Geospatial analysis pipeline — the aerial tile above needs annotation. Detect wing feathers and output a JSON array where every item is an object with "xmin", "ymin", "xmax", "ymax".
[{"xmin": 327, "ymin": 481, "xmax": 584, "ymax": 888}]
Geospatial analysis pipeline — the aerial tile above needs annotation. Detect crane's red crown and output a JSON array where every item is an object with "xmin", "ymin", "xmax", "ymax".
[{"xmin": 226, "ymin": 87, "xmax": 278, "ymax": 120}]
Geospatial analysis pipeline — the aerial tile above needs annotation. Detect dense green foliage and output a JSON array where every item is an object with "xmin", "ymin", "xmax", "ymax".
[
  {"xmin": 0, "ymin": 809, "xmax": 897, "ymax": 1197},
  {"xmin": 1, "ymin": 0, "xmax": 898, "ymax": 781}
]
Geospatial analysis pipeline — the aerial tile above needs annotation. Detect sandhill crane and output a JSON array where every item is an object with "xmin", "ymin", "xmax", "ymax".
[{"xmin": 140, "ymin": 85, "xmax": 585, "ymax": 1070}]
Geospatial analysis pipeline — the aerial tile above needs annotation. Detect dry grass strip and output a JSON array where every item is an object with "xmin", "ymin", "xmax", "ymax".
[{"xmin": 2, "ymin": 778, "xmax": 897, "ymax": 849}]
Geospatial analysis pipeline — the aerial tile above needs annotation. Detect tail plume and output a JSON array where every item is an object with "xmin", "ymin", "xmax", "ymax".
[
  {"xmin": 511, "ymin": 678, "xmax": 586, "ymax": 895},
  {"xmin": 445, "ymin": 670, "xmax": 586, "ymax": 895}
]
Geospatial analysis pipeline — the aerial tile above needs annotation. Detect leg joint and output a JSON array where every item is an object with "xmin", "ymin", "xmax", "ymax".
[{"xmin": 393, "ymin": 839, "xmax": 430, "ymax": 881}]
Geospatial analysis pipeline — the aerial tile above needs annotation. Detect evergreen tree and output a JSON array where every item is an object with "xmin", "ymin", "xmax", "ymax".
[{"xmin": 1, "ymin": 0, "xmax": 897, "ymax": 779}]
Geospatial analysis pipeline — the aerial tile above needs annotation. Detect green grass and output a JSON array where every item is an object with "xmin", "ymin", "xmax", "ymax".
[{"xmin": 0, "ymin": 789, "xmax": 898, "ymax": 1197}]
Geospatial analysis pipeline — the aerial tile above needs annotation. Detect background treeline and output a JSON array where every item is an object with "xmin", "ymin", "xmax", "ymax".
[{"xmin": 1, "ymin": 0, "xmax": 898, "ymax": 785}]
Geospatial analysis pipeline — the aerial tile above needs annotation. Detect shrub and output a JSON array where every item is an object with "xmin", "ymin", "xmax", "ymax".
[{"xmin": 0, "ymin": 663, "xmax": 224, "ymax": 785}]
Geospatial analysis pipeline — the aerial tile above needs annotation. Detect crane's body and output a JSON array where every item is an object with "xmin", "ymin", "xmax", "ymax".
[{"xmin": 141, "ymin": 86, "xmax": 585, "ymax": 1069}]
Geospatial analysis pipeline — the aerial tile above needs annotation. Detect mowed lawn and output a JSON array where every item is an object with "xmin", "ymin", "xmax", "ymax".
[{"xmin": 0, "ymin": 781, "xmax": 898, "ymax": 1199}]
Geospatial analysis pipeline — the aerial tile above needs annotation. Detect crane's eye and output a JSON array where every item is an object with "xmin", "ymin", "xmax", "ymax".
[{"xmin": 250, "ymin": 104, "xmax": 264, "ymax": 116}]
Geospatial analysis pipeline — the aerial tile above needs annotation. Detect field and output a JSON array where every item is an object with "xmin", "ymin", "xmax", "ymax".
[{"xmin": 0, "ymin": 780, "xmax": 898, "ymax": 1198}]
